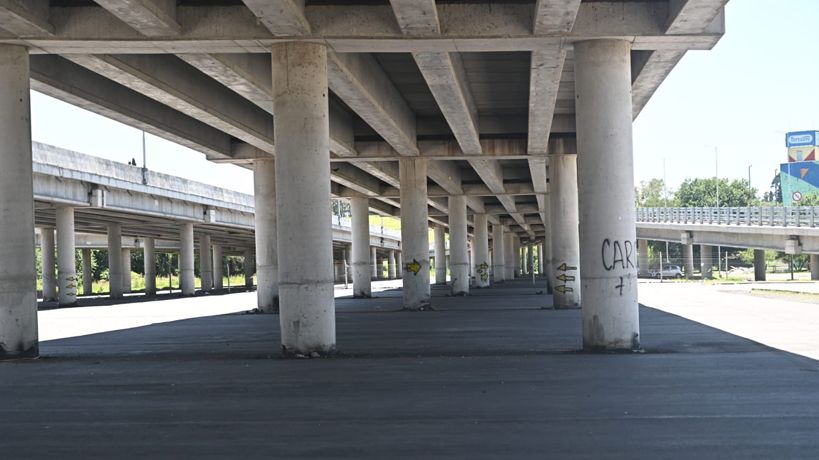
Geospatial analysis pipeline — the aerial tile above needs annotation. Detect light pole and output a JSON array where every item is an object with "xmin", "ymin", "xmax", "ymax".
[{"xmin": 713, "ymin": 146, "xmax": 722, "ymax": 276}]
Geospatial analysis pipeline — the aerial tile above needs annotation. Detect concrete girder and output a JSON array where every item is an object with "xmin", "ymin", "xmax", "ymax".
[
  {"xmin": 241, "ymin": 0, "xmax": 311, "ymax": 36},
  {"xmin": 0, "ymin": 0, "xmax": 52, "ymax": 37},
  {"xmin": 92, "ymin": 0, "xmax": 180, "ymax": 37},
  {"xmin": 64, "ymin": 54, "xmax": 276, "ymax": 153},
  {"xmin": 427, "ymin": 160, "xmax": 463, "ymax": 196},
  {"xmin": 631, "ymin": 50, "xmax": 686, "ymax": 119},
  {"xmin": 666, "ymin": 0, "xmax": 728, "ymax": 34},
  {"xmin": 527, "ymin": 47, "xmax": 567, "ymax": 155},
  {"xmin": 15, "ymin": 3, "xmax": 722, "ymax": 54},
  {"xmin": 327, "ymin": 52, "xmax": 418, "ymax": 157},
  {"xmin": 533, "ymin": 0, "xmax": 582, "ymax": 34}
]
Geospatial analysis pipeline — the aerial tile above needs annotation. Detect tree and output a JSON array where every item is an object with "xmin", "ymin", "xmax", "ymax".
[
  {"xmin": 635, "ymin": 178, "xmax": 668, "ymax": 207},
  {"xmin": 675, "ymin": 177, "xmax": 758, "ymax": 207}
]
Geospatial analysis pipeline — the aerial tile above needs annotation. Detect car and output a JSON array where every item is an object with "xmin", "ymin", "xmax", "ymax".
[{"xmin": 650, "ymin": 265, "xmax": 684, "ymax": 279}]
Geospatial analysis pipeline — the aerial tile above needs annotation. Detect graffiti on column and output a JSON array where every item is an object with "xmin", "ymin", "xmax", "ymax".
[
  {"xmin": 555, "ymin": 263, "xmax": 576, "ymax": 294},
  {"xmin": 600, "ymin": 239, "xmax": 636, "ymax": 296},
  {"xmin": 64, "ymin": 274, "xmax": 78, "ymax": 296},
  {"xmin": 476, "ymin": 262, "xmax": 489, "ymax": 282},
  {"xmin": 405, "ymin": 259, "xmax": 422, "ymax": 275}
]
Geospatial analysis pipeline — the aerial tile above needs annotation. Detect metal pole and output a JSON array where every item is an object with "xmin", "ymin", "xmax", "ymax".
[
  {"xmin": 141, "ymin": 131, "xmax": 148, "ymax": 185},
  {"xmin": 659, "ymin": 251, "xmax": 664, "ymax": 283}
]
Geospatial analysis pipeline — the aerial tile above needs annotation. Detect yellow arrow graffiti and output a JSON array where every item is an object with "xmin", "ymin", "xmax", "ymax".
[
  {"xmin": 405, "ymin": 259, "xmax": 422, "ymax": 275},
  {"xmin": 557, "ymin": 263, "xmax": 577, "ymax": 272},
  {"xmin": 554, "ymin": 285, "xmax": 573, "ymax": 294},
  {"xmin": 556, "ymin": 274, "xmax": 575, "ymax": 282}
]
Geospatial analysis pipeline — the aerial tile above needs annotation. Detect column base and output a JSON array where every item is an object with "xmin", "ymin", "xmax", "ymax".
[
  {"xmin": 402, "ymin": 303, "xmax": 433, "ymax": 311},
  {"xmin": 0, "ymin": 345, "xmax": 39, "ymax": 361},
  {"xmin": 281, "ymin": 346, "xmax": 337, "ymax": 359}
]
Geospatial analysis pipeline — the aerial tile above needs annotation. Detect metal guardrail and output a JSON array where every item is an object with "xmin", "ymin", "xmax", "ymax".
[{"xmin": 636, "ymin": 207, "xmax": 819, "ymax": 228}]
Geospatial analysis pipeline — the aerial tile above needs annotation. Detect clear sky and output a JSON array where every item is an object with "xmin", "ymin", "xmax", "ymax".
[
  {"xmin": 30, "ymin": 0, "xmax": 817, "ymax": 198},
  {"xmin": 633, "ymin": 0, "xmax": 819, "ymax": 197}
]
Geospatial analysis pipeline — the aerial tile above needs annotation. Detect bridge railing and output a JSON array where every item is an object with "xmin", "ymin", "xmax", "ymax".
[{"xmin": 636, "ymin": 206, "xmax": 819, "ymax": 228}]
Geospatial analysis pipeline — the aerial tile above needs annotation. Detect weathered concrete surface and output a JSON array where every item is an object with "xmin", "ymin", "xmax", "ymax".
[{"xmin": 2, "ymin": 281, "xmax": 819, "ymax": 458}]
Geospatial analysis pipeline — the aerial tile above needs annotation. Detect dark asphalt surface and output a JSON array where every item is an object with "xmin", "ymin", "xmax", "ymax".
[{"xmin": 2, "ymin": 279, "xmax": 819, "ymax": 459}]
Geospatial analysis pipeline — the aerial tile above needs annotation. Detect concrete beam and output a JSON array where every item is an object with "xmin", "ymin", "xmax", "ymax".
[
  {"xmin": 666, "ymin": 0, "xmax": 728, "ymax": 34},
  {"xmin": 527, "ymin": 48, "xmax": 567, "ymax": 155},
  {"xmin": 241, "ymin": 0, "xmax": 310, "ymax": 36},
  {"xmin": 631, "ymin": 50, "xmax": 686, "ymax": 118},
  {"xmin": 533, "ymin": 0, "xmax": 582, "ymax": 34},
  {"xmin": 92, "ymin": 0, "xmax": 180, "ymax": 37},
  {"xmin": 427, "ymin": 160, "xmax": 463, "ymax": 195},
  {"xmin": 65, "ymin": 54, "xmax": 275, "ymax": 153},
  {"xmin": 0, "ymin": 0, "xmax": 52, "ymax": 37},
  {"xmin": 20, "ymin": 3, "xmax": 721, "ymax": 54},
  {"xmin": 388, "ymin": 0, "xmax": 439, "ymax": 36},
  {"xmin": 327, "ymin": 52, "xmax": 418, "ymax": 156}
]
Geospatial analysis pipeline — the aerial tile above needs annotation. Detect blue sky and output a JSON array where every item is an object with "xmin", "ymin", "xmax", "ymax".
[{"xmin": 31, "ymin": 0, "xmax": 817, "ymax": 197}]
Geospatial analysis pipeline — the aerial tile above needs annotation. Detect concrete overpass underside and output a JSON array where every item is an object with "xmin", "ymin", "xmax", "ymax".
[{"xmin": 0, "ymin": 1, "xmax": 728, "ymax": 358}]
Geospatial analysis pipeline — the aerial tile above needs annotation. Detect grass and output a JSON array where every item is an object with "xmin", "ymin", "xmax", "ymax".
[{"xmin": 38, "ymin": 273, "xmax": 254, "ymax": 296}]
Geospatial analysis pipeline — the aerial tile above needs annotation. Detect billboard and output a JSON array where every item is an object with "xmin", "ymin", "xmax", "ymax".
[
  {"xmin": 786, "ymin": 131, "xmax": 819, "ymax": 148},
  {"xmin": 781, "ymin": 161, "xmax": 819, "ymax": 205},
  {"xmin": 788, "ymin": 146, "xmax": 817, "ymax": 162}
]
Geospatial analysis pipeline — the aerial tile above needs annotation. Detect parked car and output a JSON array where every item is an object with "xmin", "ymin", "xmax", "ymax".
[{"xmin": 650, "ymin": 265, "xmax": 684, "ymax": 279}]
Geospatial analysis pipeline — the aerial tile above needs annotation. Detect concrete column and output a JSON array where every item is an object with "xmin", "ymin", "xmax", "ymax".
[
  {"xmin": 40, "ymin": 227, "xmax": 57, "ymax": 301},
  {"xmin": 272, "ymin": 42, "xmax": 335, "ymax": 354},
  {"xmin": 397, "ymin": 251, "xmax": 403, "ymax": 278},
  {"xmin": 143, "ymin": 237, "xmax": 156, "ymax": 295},
  {"xmin": 492, "ymin": 224, "xmax": 505, "ymax": 283},
  {"xmin": 526, "ymin": 245, "xmax": 534, "ymax": 276},
  {"xmin": 700, "ymin": 245, "xmax": 713, "ymax": 280},
  {"xmin": 0, "ymin": 44, "xmax": 37, "ymax": 359},
  {"xmin": 350, "ymin": 196, "xmax": 372, "ymax": 297},
  {"xmin": 473, "ymin": 214, "xmax": 490, "ymax": 288},
  {"xmin": 243, "ymin": 248, "xmax": 254, "ymax": 288},
  {"xmin": 811, "ymin": 254, "xmax": 819, "ymax": 281},
  {"xmin": 213, "ymin": 244, "xmax": 223, "ymax": 289},
  {"xmin": 449, "ymin": 195, "xmax": 469, "ymax": 295},
  {"xmin": 550, "ymin": 154, "xmax": 581, "ymax": 308},
  {"xmin": 121, "ymin": 249, "xmax": 132, "ymax": 293},
  {"xmin": 575, "ymin": 39, "xmax": 639, "ymax": 350},
  {"xmin": 400, "ymin": 158, "xmax": 431, "ymax": 309},
  {"xmin": 199, "ymin": 234, "xmax": 213, "ymax": 291},
  {"xmin": 434, "ymin": 224, "xmax": 446, "ymax": 284},
  {"xmin": 638, "ymin": 239, "xmax": 650, "ymax": 276},
  {"xmin": 253, "ymin": 159, "xmax": 278, "ymax": 312},
  {"xmin": 538, "ymin": 243, "xmax": 545, "ymax": 276},
  {"xmin": 513, "ymin": 237, "xmax": 521, "ymax": 278},
  {"xmin": 82, "ymin": 249, "xmax": 93, "ymax": 295},
  {"xmin": 388, "ymin": 250, "xmax": 397, "ymax": 280},
  {"xmin": 371, "ymin": 246, "xmax": 378, "ymax": 280},
  {"xmin": 377, "ymin": 254, "xmax": 387, "ymax": 280},
  {"xmin": 107, "ymin": 224, "xmax": 123, "ymax": 299},
  {"xmin": 56, "ymin": 207, "xmax": 77, "ymax": 306},
  {"xmin": 469, "ymin": 238, "xmax": 475, "ymax": 278},
  {"xmin": 504, "ymin": 232, "xmax": 515, "ymax": 281},
  {"xmin": 543, "ymin": 198, "xmax": 554, "ymax": 293},
  {"xmin": 754, "ymin": 249, "xmax": 766, "ymax": 281},
  {"xmin": 683, "ymin": 243, "xmax": 695, "ymax": 279},
  {"xmin": 179, "ymin": 223, "xmax": 195, "ymax": 296}
]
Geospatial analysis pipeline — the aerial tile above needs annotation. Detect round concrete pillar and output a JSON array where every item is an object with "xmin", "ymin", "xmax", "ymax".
[
  {"xmin": 504, "ymin": 231, "xmax": 515, "ymax": 281},
  {"xmin": 575, "ymin": 39, "xmax": 639, "ymax": 350},
  {"xmin": 179, "ymin": 223, "xmax": 195, "ymax": 296},
  {"xmin": 371, "ymin": 246, "xmax": 378, "ymax": 280},
  {"xmin": 82, "ymin": 249, "xmax": 93, "ymax": 295},
  {"xmin": 199, "ymin": 234, "xmax": 213, "ymax": 291},
  {"xmin": 143, "ymin": 237, "xmax": 156, "ymax": 295},
  {"xmin": 526, "ymin": 244, "xmax": 534, "ymax": 275},
  {"xmin": 108, "ymin": 224, "xmax": 123, "ymax": 299},
  {"xmin": 253, "ymin": 158, "xmax": 279, "ymax": 312},
  {"xmin": 388, "ymin": 250, "xmax": 397, "ymax": 280},
  {"xmin": 350, "ymin": 196, "xmax": 372, "ymax": 297},
  {"xmin": 638, "ymin": 239, "xmax": 650, "ymax": 277},
  {"xmin": 40, "ymin": 227, "xmax": 57, "ymax": 301},
  {"xmin": 400, "ymin": 158, "xmax": 431, "ymax": 309},
  {"xmin": 538, "ymin": 243, "xmax": 545, "ymax": 276},
  {"xmin": 434, "ymin": 224, "xmax": 446, "ymax": 285},
  {"xmin": 397, "ymin": 251, "xmax": 403, "ymax": 278},
  {"xmin": 543, "ymin": 198, "xmax": 554, "ymax": 293},
  {"xmin": 700, "ymin": 245, "xmax": 713, "ymax": 280},
  {"xmin": 550, "ymin": 154, "xmax": 581, "ymax": 308},
  {"xmin": 121, "ymin": 248, "xmax": 132, "ymax": 293},
  {"xmin": 473, "ymin": 214, "xmax": 490, "ymax": 288},
  {"xmin": 272, "ymin": 42, "xmax": 335, "ymax": 354},
  {"xmin": 492, "ymin": 224, "xmax": 505, "ymax": 283},
  {"xmin": 0, "ymin": 45, "xmax": 37, "ymax": 359},
  {"xmin": 243, "ymin": 248, "xmax": 255, "ymax": 288},
  {"xmin": 56, "ymin": 207, "xmax": 77, "ymax": 306},
  {"xmin": 811, "ymin": 254, "xmax": 819, "ymax": 281},
  {"xmin": 754, "ymin": 249, "xmax": 766, "ymax": 281},
  {"xmin": 449, "ymin": 195, "xmax": 469, "ymax": 295},
  {"xmin": 683, "ymin": 243, "xmax": 695, "ymax": 279},
  {"xmin": 213, "ymin": 244, "xmax": 223, "ymax": 289}
]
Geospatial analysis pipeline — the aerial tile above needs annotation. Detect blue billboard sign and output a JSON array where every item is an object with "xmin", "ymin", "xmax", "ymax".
[{"xmin": 786, "ymin": 131, "xmax": 819, "ymax": 148}]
